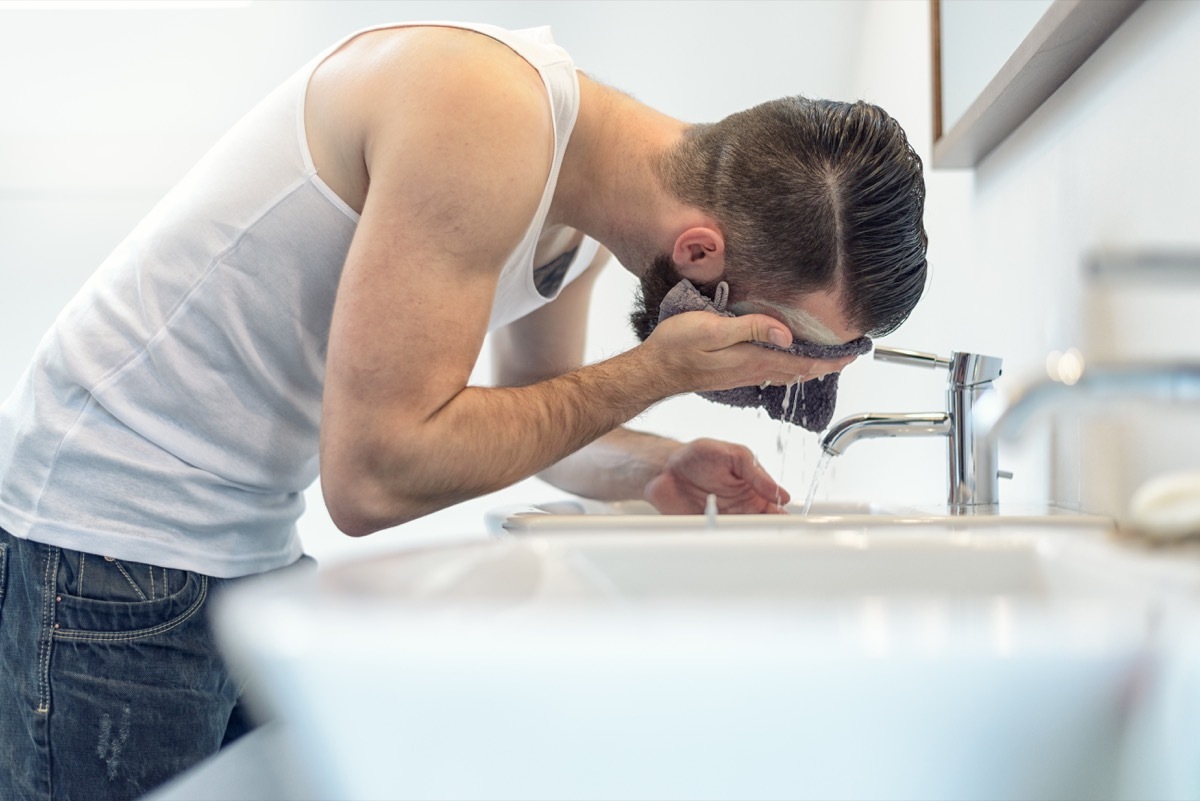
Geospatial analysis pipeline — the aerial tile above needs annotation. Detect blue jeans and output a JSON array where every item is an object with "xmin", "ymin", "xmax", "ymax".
[{"xmin": 0, "ymin": 526, "xmax": 307, "ymax": 800}]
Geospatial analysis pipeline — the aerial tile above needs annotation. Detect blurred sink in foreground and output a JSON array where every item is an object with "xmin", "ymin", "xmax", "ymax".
[
  {"xmin": 333, "ymin": 523, "xmax": 1200, "ymax": 604},
  {"xmin": 216, "ymin": 516, "xmax": 1200, "ymax": 801}
]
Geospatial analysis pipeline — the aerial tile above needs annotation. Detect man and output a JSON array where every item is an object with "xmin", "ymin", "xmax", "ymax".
[{"xmin": 0, "ymin": 22, "xmax": 926, "ymax": 800}]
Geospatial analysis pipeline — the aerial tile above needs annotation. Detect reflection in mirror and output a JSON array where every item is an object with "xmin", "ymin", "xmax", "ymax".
[
  {"xmin": 932, "ymin": 0, "xmax": 1143, "ymax": 169},
  {"xmin": 939, "ymin": 0, "xmax": 1053, "ymax": 133}
]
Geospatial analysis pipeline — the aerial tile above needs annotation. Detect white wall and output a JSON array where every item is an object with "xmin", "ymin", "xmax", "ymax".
[{"xmin": 842, "ymin": 0, "xmax": 1200, "ymax": 520}]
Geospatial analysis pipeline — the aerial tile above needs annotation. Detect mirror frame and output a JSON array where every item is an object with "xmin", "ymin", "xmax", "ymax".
[{"xmin": 931, "ymin": 0, "xmax": 1143, "ymax": 169}]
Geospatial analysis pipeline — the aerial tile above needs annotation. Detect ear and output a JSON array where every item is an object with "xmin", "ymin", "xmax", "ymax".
[{"xmin": 671, "ymin": 226, "xmax": 725, "ymax": 285}]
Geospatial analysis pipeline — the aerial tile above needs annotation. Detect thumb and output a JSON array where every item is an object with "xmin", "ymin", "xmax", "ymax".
[{"xmin": 735, "ymin": 313, "xmax": 793, "ymax": 349}]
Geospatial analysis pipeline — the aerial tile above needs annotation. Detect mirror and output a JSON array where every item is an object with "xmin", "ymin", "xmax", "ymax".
[{"xmin": 932, "ymin": 0, "xmax": 1143, "ymax": 168}]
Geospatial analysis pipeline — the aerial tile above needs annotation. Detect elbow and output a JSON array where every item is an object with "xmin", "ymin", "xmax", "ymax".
[
  {"xmin": 319, "ymin": 429, "xmax": 421, "ymax": 536},
  {"xmin": 328, "ymin": 507, "xmax": 384, "ymax": 538},
  {"xmin": 323, "ymin": 490, "xmax": 387, "ymax": 538},
  {"xmin": 318, "ymin": 425, "xmax": 473, "ymax": 535},
  {"xmin": 320, "ymin": 470, "xmax": 415, "ymax": 538}
]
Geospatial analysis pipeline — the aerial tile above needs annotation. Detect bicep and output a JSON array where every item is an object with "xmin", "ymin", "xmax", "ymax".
[
  {"xmin": 491, "ymin": 247, "xmax": 611, "ymax": 388},
  {"xmin": 320, "ymin": 50, "xmax": 553, "ymax": 449}
]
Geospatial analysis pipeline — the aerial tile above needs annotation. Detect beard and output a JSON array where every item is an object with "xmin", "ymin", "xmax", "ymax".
[
  {"xmin": 629, "ymin": 254, "xmax": 680, "ymax": 342},
  {"xmin": 630, "ymin": 255, "xmax": 729, "ymax": 341},
  {"xmin": 630, "ymin": 254, "xmax": 729, "ymax": 343}
]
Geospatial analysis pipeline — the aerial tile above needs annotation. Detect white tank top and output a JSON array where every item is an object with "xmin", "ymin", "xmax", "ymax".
[{"xmin": 0, "ymin": 22, "xmax": 599, "ymax": 577}]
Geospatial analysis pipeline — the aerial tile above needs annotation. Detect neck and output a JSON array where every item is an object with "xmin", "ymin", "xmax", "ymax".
[{"xmin": 550, "ymin": 74, "xmax": 688, "ymax": 276}]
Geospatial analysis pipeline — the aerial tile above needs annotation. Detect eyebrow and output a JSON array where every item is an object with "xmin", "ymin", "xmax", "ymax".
[{"xmin": 728, "ymin": 299, "xmax": 844, "ymax": 346}]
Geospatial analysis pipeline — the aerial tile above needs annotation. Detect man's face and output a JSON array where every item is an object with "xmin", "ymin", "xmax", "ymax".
[{"xmin": 630, "ymin": 253, "xmax": 862, "ymax": 347}]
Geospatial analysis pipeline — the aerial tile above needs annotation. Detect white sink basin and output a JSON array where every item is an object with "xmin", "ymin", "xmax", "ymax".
[
  {"xmin": 215, "ymin": 522, "xmax": 1200, "ymax": 801},
  {"xmin": 320, "ymin": 526, "xmax": 1195, "ymax": 603},
  {"xmin": 485, "ymin": 497, "xmax": 1115, "ymax": 535}
]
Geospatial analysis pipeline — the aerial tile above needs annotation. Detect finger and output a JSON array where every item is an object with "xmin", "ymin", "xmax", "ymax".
[
  {"xmin": 727, "ymin": 313, "xmax": 793, "ymax": 349},
  {"xmin": 738, "ymin": 451, "xmax": 791, "ymax": 508},
  {"xmin": 822, "ymin": 354, "xmax": 858, "ymax": 374},
  {"xmin": 757, "ymin": 475, "xmax": 791, "ymax": 509},
  {"xmin": 800, "ymin": 354, "xmax": 859, "ymax": 382}
]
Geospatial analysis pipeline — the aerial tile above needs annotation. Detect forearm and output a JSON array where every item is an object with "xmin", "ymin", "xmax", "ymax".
[
  {"xmin": 324, "ymin": 345, "xmax": 680, "ymax": 534},
  {"xmin": 536, "ymin": 426, "xmax": 684, "ymax": 502},
  {"xmin": 323, "ymin": 297, "xmax": 810, "ymax": 534}
]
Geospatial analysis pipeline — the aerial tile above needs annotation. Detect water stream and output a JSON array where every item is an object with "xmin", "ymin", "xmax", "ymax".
[
  {"xmin": 774, "ymin": 382, "xmax": 797, "ymax": 510},
  {"xmin": 802, "ymin": 450, "xmax": 835, "ymax": 515},
  {"xmin": 769, "ymin": 380, "xmax": 835, "ymax": 516}
]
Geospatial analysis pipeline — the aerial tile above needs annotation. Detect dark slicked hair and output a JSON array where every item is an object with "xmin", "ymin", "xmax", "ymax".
[{"xmin": 654, "ymin": 97, "xmax": 928, "ymax": 337}]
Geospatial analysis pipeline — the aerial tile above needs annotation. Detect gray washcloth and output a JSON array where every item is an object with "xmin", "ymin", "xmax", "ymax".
[{"xmin": 656, "ymin": 279, "xmax": 872, "ymax": 432}]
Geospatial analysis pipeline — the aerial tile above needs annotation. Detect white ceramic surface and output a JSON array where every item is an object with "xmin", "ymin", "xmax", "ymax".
[
  {"xmin": 216, "ymin": 519, "xmax": 1200, "ymax": 801},
  {"xmin": 485, "ymin": 497, "xmax": 1117, "ymax": 535},
  {"xmin": 321, "ymin": 526, "xmax": 1199, "ymax": 603}
]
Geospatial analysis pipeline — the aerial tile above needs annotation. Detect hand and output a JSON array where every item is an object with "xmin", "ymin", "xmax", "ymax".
[
  {"xmin": 643, "ymin": 311, "xmax": 854, "ymax": 394},
  {"xmin": 644, "ymin": 438, "xmax": 790, "ymax": 515}
]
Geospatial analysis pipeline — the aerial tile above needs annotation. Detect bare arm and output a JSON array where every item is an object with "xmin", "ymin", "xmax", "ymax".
[
  {"xmin": 491, "ymin": 249, "xmax": 684, "ymax": 501},
  {"xmin": 492, "ymin": 249, "xmax": 795, "ymax": 514},
  {"xmin": 317, "ymin": 32, "xmax": 807, "ymax": 535}
]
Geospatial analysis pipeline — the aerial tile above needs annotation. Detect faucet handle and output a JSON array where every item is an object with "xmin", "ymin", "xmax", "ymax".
[
  {"xmin": 950, "ymin": 352, "xmax": 1003, "ymax": 387},
  {"xmin": 875, "ymin": 346, "xmax": 1003, "ymax": 387},
  {"xmin": 873, "ymin": 346, "xmax": 952, "ymax": 369}
]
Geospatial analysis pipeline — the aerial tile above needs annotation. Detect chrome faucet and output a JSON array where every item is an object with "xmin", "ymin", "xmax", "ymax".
[
  {"xmin": 978, "ymin": 359, "xmax": 1200, "ymax": 442},
  {"xmin": 821, "ymin": 347, "xmax": 1005, "ymax": 511}
]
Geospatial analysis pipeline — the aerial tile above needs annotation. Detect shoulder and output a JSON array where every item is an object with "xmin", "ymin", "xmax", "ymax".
[
  {"xmin": 367, "ymin": 27, "xmax": 552, "ymax": 179},
  {"xmin": 316, "ymin": 26, "xmax": 552, "ymax": 168},
  {"xmin": 311, "ymin": 26, "xmax": 556, "ymax": 269}
]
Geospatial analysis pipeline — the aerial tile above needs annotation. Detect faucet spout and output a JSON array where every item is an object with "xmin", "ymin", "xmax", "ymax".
[
  {"xmin": 821, "ymin": 412, "xmax": 951, "ymax": 457},
  {"xmin": 821, "ymin": 347, "xmax": 1005, "ymax": 510}
]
